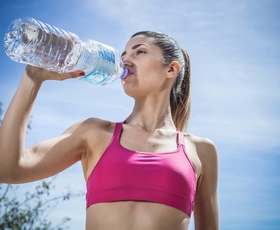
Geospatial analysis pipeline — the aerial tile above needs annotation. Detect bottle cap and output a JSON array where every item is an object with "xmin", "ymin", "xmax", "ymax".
[{"xmin": 120, "ymin": 67, "xmax": 130, "ymax": 79}]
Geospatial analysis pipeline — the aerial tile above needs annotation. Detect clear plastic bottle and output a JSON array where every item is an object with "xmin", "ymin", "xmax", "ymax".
[{"xmin": 4, "ymin": 17, "xmax": 128, "ymax": 85}]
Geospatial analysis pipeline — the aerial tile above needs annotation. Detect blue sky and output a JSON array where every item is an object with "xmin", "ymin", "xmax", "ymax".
[{"xmin": 0, "ymin": 0, "xmax": 280, "ymax": 229}]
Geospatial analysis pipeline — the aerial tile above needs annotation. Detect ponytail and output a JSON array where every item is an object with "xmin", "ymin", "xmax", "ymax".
[{"xmin": 170, "ymin": 49, "xmax": 191, "ymax": 131}]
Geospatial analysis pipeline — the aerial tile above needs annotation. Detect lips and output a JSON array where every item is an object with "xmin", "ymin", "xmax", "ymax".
[{"xmin": 124, "ymin": 69, "xmax": 134, "ymax": 79}]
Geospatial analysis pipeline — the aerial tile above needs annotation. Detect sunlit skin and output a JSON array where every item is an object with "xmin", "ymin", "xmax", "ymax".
[{"xmin": 0, "ymin": 35, "xmax": 218, "ymax": 230}]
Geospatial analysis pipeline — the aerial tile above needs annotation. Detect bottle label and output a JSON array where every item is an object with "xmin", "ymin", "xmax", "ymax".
[
  {"xmin": 97, "ymin": 43, "xmax": 116, "ymax": 64},
  {"xmin": 95, "ymin": 43, "xmax": 116, "ymax": 76},
  {"xmin": 80, "ymin": 42, "xmax": 119, "ymax": 85}
]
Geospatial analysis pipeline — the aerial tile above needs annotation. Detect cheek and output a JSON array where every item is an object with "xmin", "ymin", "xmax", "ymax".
[
  {"xmin": 145, "ymin": 63, "xmax": 166, "ymax": 83},
  {"xmin": 141, "ymin": 59, "xmax": 165, "ymax": 78}
]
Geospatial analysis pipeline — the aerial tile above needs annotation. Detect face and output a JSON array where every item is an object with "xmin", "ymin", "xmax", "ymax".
[{"xmin": 121, "ymin": 35, "xmax": 170, "ymax": 97}]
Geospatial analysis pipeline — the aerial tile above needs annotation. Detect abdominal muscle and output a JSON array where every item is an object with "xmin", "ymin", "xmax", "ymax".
[{"xmin": 85, "ymin": 201, "xmax": 190, "ymax": 230}]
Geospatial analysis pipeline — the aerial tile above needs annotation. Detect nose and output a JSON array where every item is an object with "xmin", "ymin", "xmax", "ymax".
[{"xmin": 122, "ymin": 57, "xmax": 133, "ymax": 68}]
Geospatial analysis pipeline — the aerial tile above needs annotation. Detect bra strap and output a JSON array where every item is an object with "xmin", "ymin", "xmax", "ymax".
[
  {"xmin": 177, "ymin": 130, "xmax": 185, "ymax": 146},
  {"xmin": 113, "ymin": 121, "xmax": 124, "ymax": 138}
]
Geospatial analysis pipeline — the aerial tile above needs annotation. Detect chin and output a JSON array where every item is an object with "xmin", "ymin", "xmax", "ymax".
[{"xmin": 122, "ymin": 84, "xmax": 139, "ymax": 99}]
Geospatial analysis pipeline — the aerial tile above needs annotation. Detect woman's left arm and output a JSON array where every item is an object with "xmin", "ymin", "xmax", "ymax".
[{"xmin": 194, "ymin": 138, "xmax": 219, "ymax": 230}]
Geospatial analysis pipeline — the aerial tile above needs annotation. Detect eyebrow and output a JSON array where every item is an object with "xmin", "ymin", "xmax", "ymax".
[{"xmin": 121, "ymin": 43, "xmax": 150, "ymax": 58}]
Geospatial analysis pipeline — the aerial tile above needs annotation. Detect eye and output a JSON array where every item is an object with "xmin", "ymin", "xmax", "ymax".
[{"xmin": 135, "ymin": 49, "xmax": 146, "ymax": 56}]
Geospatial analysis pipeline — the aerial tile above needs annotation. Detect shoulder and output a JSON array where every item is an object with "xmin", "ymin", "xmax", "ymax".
[
  {"xmin": 185, "ymin": 133, "xmax": 218, "ymax": 162},
  {"xmin": 183, "ymin": 133, "xmax": 218, "ymax": 185},
  {"xmin": 63, "ymin": 117, "xmax": 117, "ymax": 140},
  {"xmin": 67, "ymin": 117, "xmax": 115, "ymax": 131},
  {"xmin": 68, "ymin": 118, "xmax": 119, "ymax": 156}
]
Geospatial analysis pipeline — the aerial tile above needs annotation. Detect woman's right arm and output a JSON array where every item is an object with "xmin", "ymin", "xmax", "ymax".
[{"xmin": 0, "ymin": 66, "xmax": 85, "ymax": 183}]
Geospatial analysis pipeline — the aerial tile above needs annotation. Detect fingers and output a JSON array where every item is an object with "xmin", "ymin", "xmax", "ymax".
[
  {"xmin": 58, "ymin": 70, "xmax": 85, "ymax": 80},
  {"xmin": 25, "ymin": 65, "xmax": 85, "ymax": 82},
  {"xmin": 41, "ymin": 69, "xmax": 84, "ymax": 81}
]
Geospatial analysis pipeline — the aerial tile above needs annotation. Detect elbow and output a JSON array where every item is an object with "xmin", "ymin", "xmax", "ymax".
[
  {"xmin": 0, "ymin": 174, "xmax": 24, "ymax": 184},
  {"xmin": 0, "ymin": 149, "xmax": 29, "ymax": 184},
  {"xmin": 0, "ymin": 171, "xmax": 17, "ymax": 184},
  {"xmin": 0, "ymin": 164, "xmax": 23, "ymax": 184}
]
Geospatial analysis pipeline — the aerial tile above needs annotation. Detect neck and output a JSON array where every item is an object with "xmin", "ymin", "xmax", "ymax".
[{"xmin": 125, "ymin": 95, "xmax": 176, "ymax": 133}]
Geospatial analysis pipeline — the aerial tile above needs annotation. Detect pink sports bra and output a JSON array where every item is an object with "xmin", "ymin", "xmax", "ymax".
[{"xmin": 86, "ymin": 122, "xmax": 196, "ymax": 217}]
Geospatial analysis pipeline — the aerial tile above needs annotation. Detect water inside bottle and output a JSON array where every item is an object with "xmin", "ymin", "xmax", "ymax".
[{"xmin": 4, "ymin": 23, "xmax": 78, "ymax": 72}]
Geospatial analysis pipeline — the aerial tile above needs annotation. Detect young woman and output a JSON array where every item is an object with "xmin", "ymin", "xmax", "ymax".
[{"xmin": 0, "ymin": 31, "xmax": 219, "ymax": 230}]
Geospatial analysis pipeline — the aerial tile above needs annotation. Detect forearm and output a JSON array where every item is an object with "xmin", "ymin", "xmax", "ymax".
[{"xmin": 0, "ymin": 70, "xmax": 42, "ymax": 182}]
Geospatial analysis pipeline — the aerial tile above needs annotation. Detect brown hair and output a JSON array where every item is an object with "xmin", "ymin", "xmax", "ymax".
[{"xmin": 131, "ymin": 31, "xmax": 191, "ymax": 131}]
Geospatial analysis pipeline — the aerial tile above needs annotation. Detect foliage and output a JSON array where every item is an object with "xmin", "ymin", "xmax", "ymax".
[{"xmin": 0, "ymin": 178, "xmax": 84, "ymax": 230}]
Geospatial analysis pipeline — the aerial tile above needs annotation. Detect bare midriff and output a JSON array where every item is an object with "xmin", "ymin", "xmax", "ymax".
[{"xmin": 86, "ymin": 201, "xmax": 190, "ymax": 230}]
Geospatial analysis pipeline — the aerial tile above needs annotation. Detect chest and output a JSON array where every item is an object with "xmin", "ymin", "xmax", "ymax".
[
  {"xmin": 89, "ymin": 139, "xmax": 196, "ymax": 195},
  {"xmin": 119, "ymin": 128, "xmax": 179, "ymax": 153}
]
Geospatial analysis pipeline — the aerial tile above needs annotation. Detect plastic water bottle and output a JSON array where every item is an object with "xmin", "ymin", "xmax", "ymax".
[{"xmin": 4, "ymin": 17, "xmax": 128, "ymax": 85}]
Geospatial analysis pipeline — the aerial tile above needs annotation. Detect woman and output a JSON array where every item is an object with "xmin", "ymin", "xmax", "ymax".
[{"xmin": 0, "ymin": 31, "xmax": 219, "ymax": 230}]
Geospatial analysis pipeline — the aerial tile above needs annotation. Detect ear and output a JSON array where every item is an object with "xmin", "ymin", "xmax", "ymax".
[{"xmin": 166, "ymin": 61, "xmax": 182, "ymax": 79}]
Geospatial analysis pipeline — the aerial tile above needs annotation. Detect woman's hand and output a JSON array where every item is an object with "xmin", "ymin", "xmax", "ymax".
[{"xmin": 25, "ymin": 65, "xmax": 85, "ymax": 83}]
